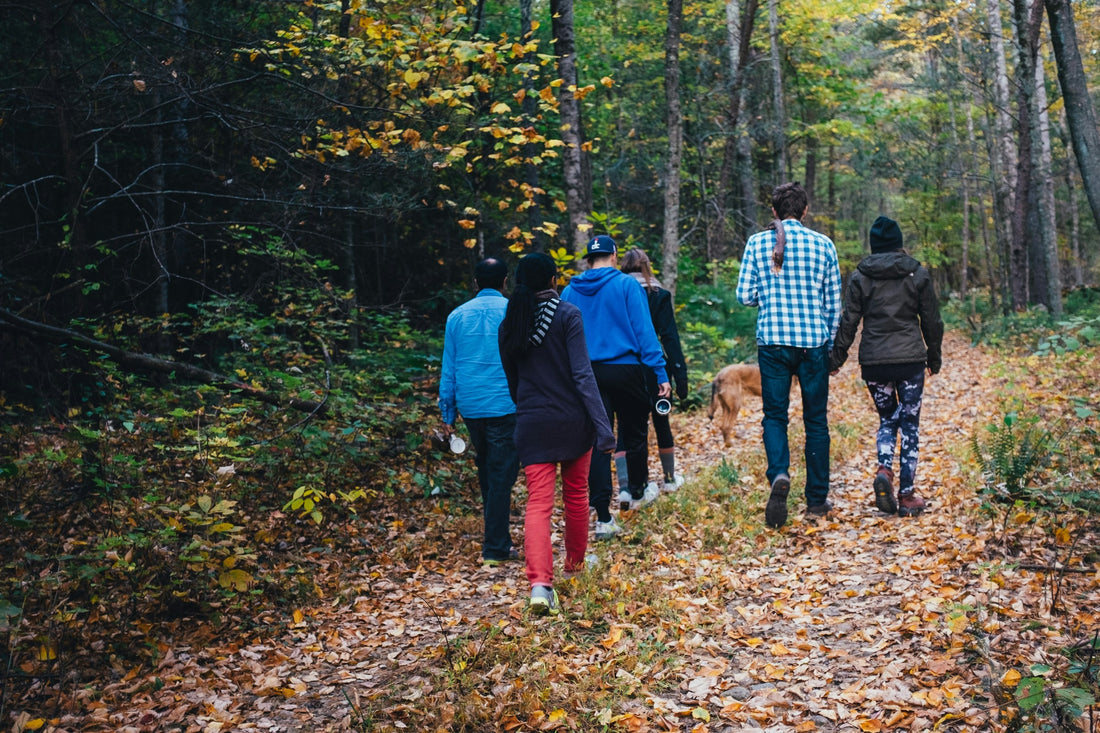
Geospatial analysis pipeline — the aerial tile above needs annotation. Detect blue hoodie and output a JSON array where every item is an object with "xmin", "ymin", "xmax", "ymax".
[{"xmin": 560, "ymin": 266, "xmax": 669, "ymax": 384}]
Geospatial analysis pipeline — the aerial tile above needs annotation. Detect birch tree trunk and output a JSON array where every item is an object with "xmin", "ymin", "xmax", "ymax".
[
  {"xmin": 662, "ymin": 0, "xmax": 684, "ymax": 296},
  {"xmin": 520, "ymin": 0, "xmax": 544, "ymax": 251},
  {"xmin": 985, "ymin": 0, "xmax": 1016, "ymax": 284},
  {"xmin": 1045, "ymin": 0, "xmax": 1100, "ymax": 238},
  {"xmin": 550, "ymin": 0, "xmax": 592, "ymax": 253},
  {"xmin": 768, "ymin": 0, "xmax": 787, "ymax": 182},
  {"xmin": 709, "ymin": 0, "xmax": 758, "ymax": 265}
]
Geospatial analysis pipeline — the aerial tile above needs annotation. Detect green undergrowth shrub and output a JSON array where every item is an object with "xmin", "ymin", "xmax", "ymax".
[{"xmin": 674, "ymin": 257, "xmax": 758, "ymax": 409}]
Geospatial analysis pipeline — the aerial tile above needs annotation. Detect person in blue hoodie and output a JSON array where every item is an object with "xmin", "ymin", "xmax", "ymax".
[{"xmin": 561, "ymin": 235, "xmax": 671, "ymax": 541}]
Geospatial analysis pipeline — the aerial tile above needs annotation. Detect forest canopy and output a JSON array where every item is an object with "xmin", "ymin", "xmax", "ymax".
[{"xmin": 2, "ymin": 0, "xmax": 1099, "ymax": 397}]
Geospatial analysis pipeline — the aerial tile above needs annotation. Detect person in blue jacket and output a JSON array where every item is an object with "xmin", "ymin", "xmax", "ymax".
[
  {"xmin": 439, "ymin": 258, "xmax": 519, "ymax": 566},
  {"xmin": 561, "ymin": 235, "xmax": 671, "ymax": 541}
]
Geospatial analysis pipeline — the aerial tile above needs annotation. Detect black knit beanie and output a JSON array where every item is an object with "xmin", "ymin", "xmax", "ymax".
[{"xmin": 869, "ymin": 216, "xmax": 903, "ymax": 253}]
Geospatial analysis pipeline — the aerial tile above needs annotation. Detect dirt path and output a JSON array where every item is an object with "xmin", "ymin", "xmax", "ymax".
[{"xmin": 77, "ymin": 332, "xmax": 1097, "ymax": 732}]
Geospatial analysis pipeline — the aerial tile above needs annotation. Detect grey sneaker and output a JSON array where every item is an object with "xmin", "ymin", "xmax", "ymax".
[
  {"xmin": 637, "ymin": 481, "xmax": 660, "ymax": 508},
  {"xmin": 594, "ymin": 516, "xmax": 621, "ymax": 541},
  {"xmin": 618, "ymin": 489, "xmax": 634, "ymax": 512},
  {"xmin": 662, "ymin": 473, "xmax": 685, "ymax": 492},
  {"xmin": 765, "ymin": 473, "xmax": 790, "ymax": 529},
  {"xmin": 529, "ymin": 585, "xmax": 560, "ymax": 616}
]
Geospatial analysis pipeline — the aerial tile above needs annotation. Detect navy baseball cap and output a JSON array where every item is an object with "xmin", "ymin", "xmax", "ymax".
[{"xmin": 585, "ymin": 235, "xmax": 617, "ymax": 259}]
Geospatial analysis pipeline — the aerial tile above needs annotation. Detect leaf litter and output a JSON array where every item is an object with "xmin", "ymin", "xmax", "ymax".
[{"xmin": 11, "ymin": 332, "xmax": 1100, "ymax": 732}]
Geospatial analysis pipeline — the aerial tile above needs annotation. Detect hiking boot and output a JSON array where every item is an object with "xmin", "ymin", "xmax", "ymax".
[
  {"xmin": 765, "ymin": 473, "xmax": 790, "ymax": 529},
  {"xmin": 618, "ymin": 489, "xmax": 634, "ymax": 512},
  {"xmin": 662, "ymin": 473, "xmax": 685, "ymax": 493},
  {"xmin": 806, "ymin": 500, "xmax": 834, "ymax": 518},
  {"xmin": 594, "ymin": 516, "xmax": 621, "ymax": 541},
  {"xmin": 873, "ymin": 466, "xmax": 897, "ymax": 515},
  {"xmin": 482, "ymin": 548, "xmax": 520, "ymax": 568},
  {"xmin": 529, "ymin": 586, "xmax": 560, "ymax": 616},
  {"xmin": 637, "ymin": 481, "xmax": 660, "ymax": 508},
  {"xmin": 897, "ymin": 492, "xmax": 926, "ymax": 517}
]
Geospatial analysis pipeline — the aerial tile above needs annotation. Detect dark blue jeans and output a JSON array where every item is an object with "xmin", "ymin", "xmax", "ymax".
[
  {"xmin": 757, "ymin": 344, "xmax": 831, "ymax": 507},
  {"xmin": 464, "ymin": 415, "xmax": 519, "ymax": 561}
]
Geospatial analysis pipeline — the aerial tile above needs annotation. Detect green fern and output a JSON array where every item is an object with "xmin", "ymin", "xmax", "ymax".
[{"xmin": 970, "ymin": 412, "xmax": 1056, "ymax": 502}]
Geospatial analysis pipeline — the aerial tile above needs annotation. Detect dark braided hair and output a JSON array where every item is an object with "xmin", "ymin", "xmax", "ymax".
[
  {"xmin": 499, "ymin": 253, "xmax": 557, "ymax": 361},
  {"xmin": 769, "ymin": 182, "xmax": 807, "ymax": 271}
]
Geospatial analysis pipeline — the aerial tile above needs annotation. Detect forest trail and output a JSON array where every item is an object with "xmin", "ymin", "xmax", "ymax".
[{"xmin": 76, "ymin": 331, "xmax": 1099, "ymax": 732}]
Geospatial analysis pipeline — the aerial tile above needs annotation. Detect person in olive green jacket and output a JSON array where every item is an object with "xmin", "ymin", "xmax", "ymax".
[{"xmin": 829, "ymin": 216, "xmax": 943, "ymax": 517}]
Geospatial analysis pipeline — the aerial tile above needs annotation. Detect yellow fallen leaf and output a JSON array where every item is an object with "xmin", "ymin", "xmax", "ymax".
[
  {"xmin": 691, "ymin": 707, "xmax": 710, "ymax": 721},
  {"xmin": 601, "ymin": 625, "xmax": 623, "ymax": 648},
  {"xmin": 24, "ymin": 720, "xmax": 46, "ymax": 731},
  {"xmin": 1001, "ymin": 669, "xmax": 1022, "ymax": 686}
]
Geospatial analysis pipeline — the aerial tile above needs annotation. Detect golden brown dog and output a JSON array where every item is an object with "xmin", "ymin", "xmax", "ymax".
[{"xmin": 708, "ymin": 364, "xmax": 762, "ymax": 446}]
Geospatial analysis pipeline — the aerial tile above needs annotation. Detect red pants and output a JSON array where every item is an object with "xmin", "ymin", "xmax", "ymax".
[{"xmin": 523, "ymin": 450, "xmax": 592, "ymax": 587}]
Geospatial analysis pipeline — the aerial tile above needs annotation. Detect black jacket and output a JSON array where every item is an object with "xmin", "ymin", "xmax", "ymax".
[
  {"xmin": 628, "ymin": 273, "xmax": 689, "ymax": 399},
  {"xmin": 829, "ymin": 251, "xmax": 944, "ymax": 374},
  {"xmin": 500, "ymin": 292, "xmax": 615, "ymax": 465}
]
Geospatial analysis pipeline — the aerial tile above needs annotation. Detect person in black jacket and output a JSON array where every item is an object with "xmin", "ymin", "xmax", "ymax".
[
  {"xmin": 829, "ymin": 216, "xmax": 944, "ymax": 517},
  {"xmin": 618, "ymin": 249, "xmax": 690, "ymax": 492},
  {"xmin": 499, "ymin": 253, "xmax": 616, "ymax": 616}
]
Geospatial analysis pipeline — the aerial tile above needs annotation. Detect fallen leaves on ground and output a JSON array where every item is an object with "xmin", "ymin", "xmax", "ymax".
[{"xmin": 10, "ymin": 332, "xmax": 1100, "ymax": 732}]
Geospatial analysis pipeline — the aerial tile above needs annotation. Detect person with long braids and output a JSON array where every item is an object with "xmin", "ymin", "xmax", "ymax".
[
  {"xmin": 498, "ymin": 253, "xmax": 615, "ymax": 616},
  {"xmin": 736, "ymin": 182, "xmax": 841, "ymax": 529}
]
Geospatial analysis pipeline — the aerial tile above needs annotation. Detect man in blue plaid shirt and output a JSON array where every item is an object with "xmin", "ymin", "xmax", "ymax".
[{"xmin": 736, "ymin": 182, "xmax": 841, "ymax": 529}]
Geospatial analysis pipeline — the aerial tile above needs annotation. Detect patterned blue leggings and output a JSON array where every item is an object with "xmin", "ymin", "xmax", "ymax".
[{"xmin": 866, "ymin": 372, "xmax": 925, "ymax": 493}]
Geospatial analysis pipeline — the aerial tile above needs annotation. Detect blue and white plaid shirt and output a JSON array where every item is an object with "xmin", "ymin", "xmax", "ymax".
[{"xmin": 736, "ymin": 219, "xmax": 841, "ymax": 349}]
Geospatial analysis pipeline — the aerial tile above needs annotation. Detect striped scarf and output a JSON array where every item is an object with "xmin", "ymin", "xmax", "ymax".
[{"xmin": 529, "ymin": 297, "xmax": 560, "ymax": 347}]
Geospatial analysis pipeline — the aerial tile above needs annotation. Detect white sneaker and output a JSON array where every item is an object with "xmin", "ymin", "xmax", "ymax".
[
  {"xmin": 638, "ymin": 481, "xmax": 660, "ymax": 507},
  {"xmin": 662, "ymin": 474, "xmax": 685, "ymax": 493},
  {"xmin": 594, "ymin": 516, "xmax": 621, "ymax": 541},
  {"xmin": 618, "ymin": 489, "xmax": 634, "ymax": 512}
]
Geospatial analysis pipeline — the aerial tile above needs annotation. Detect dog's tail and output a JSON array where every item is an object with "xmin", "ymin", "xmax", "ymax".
[{"xmin": 707, "ymin": 377, "xmax": 719, "ymax": 420}]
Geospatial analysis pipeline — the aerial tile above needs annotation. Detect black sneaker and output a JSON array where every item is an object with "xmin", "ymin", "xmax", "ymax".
[
  {"xmin": 806, "ymin": 500, "xmax": 834, "ymax": 518},
  {"xmin": 765, "ymin": 473, "xmax": 790, "ymax": 529}
]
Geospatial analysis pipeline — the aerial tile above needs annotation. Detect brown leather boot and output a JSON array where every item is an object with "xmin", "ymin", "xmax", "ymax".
[
  {"xmin": 873, "ymin": 466, "xmax": 897, "ymax": 515},
  {"xmin": 897, "ymin": 491, "xmax": 926, "ymax": 517}
]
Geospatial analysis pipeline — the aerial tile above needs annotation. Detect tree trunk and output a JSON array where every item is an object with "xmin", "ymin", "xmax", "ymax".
[
  {"xmin": 521, "ymin": 0, "xmax": 544, "ymax": 251},
  {"xmin": 662, "ymin": 0, "xmax": 684, "ymax": 296},
  {"xmin": 550, "ymin": 0, "xmax": 592, "ymax": 253},
  {"xmin": 985, "ymin": 0, "xmax": 1016, "ymax": 293},
  {"xmin": 953, "ymin": 20, "xmax": 972, "ymax": 297},
  {"xmin": 1045, "ymin": 0, "xmax": 1100, "ymax": 239},
  {"xmin": 768, "ymin": 0, "xmax": 787, "ymax": 182},
  {"xmin": 1032, "ymin": 55, "xmax": 1062, "ymax": 316},
  {"xmin": 826, "ymin": 144, "xmax": 836, "ymax": 240},
  {"xmin": 710, "ymin": 0, "xmax": 758, "ymax": 264},
  {"xmin": 1059, "ymin": 111, "xmax": 1084, "ymax": 288},
  {"xmin": 1010, "ymin": 0, "xmax": 1044, "ymax": 309},
  {"xmin": 803, "ymin": 133, "xmax": 817, "ymax": 226}
]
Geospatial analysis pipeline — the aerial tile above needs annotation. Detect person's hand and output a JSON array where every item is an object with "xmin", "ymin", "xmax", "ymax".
[
  {"xmin": 657, "ymin": 382, "xmax": 672, "ymax": 399},
  {"xmin": 830, "ymin": 369, "xmax": 839, "ymax": 376}
]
